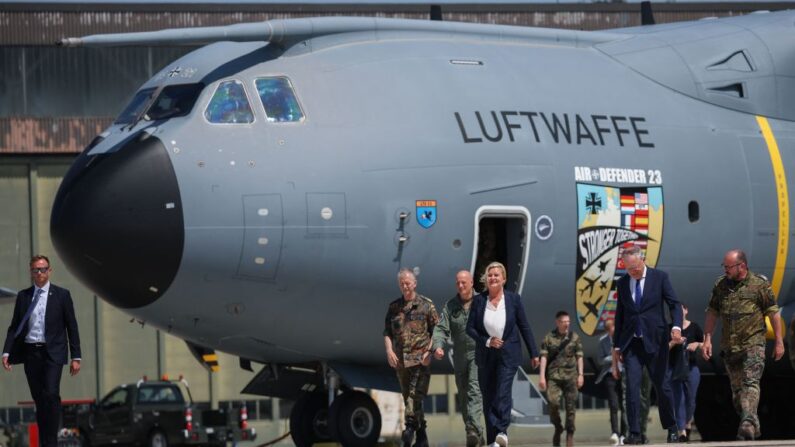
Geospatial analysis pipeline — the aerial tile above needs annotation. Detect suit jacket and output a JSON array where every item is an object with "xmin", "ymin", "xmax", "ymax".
[
  {"xmin": 613, "ymin": 266, "xmax": 682, "ymax": 354},
  {"xmin": 466, "ymin": 290, "xmax": 539, "ymax": 368},
  {"xmin": 3, "ymin": 284, "xmax": 81, "ymax": 365}
]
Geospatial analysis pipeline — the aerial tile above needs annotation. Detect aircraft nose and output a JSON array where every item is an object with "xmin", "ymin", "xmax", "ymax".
[{"xmin": 51, "ymin": 133, "xmax": 184, "ymax": 309}]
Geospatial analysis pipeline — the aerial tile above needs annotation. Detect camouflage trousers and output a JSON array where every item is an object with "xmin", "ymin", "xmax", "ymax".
[
  {"xmin": 724, "ymin": 345, "xmax": 765, "ymax": 434},
  {"xmin": 454, "ymin": 357, "xmax": 484, "ymax": 439},
  {"xmin": 547, "ymin": 378, "xmax": 578, "ymax": 432},
  {"xmin": 397, "ymin": 364, "xmax": 431, "ymax": 429}
]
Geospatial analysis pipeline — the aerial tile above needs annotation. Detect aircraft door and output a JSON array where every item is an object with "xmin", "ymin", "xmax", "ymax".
[
  {"xmin": 238, "ymin": 194, "xmax": 283, "ymax": 280},
  {"xmin": 471, "ymin": 206, "xmax": 531, "ymax": 294}
]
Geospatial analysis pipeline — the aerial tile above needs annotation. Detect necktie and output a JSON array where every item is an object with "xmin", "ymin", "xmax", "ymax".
[
  {"xmin": 634, "ymin": 280, "xmax": 643, "ymax": 337},
  {"xmin": 14, "ymin": 289, "xmax": 41, "ymax": 339},
  {"xmin": 634, "ymin": 279, "xmax": 642, "ymax": 305}
]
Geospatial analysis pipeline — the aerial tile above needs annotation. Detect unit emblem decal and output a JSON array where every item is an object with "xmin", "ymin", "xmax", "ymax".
[
  {"xmin": 575, "ymin": 183, "xmax": 664, "ymax": 335},
  {"xmin": 416, "ymin": 200, "xmax": 437, "ymax": 229}
]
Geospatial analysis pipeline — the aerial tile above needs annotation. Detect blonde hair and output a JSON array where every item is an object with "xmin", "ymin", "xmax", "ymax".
[{"xmin": 480, "ymin": 261, "xmax": 507, "ymax": 286}]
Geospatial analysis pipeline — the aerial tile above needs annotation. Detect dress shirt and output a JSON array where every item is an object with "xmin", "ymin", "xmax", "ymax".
[
  {"xmin": 25, "ymin": 282, "xmax": 49, "ymax": 343},
  {"xmin": 483, "ymin": 293, "xmax": 506, "ymax": 346}
]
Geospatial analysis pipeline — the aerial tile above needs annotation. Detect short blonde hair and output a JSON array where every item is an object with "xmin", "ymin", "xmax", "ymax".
[{"xmin": 480, "ymin": 261, "xmax": 507, "ymax": 286}]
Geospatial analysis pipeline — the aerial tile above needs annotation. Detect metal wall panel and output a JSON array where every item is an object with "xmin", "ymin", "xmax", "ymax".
[
  {"xmin": 1, "ymin": 3, "xmax": 793, "ymax": 45},
  {"xmin": 0, "ymin": 117, "xmax": 111, "ymax": 154},
  {"xmin": 0, "ymin": 47, "xmax": 192, "ymax": 117},
  {"xmin": 0, "ymin": 165, "xmax": 31, "ymax": 291}
]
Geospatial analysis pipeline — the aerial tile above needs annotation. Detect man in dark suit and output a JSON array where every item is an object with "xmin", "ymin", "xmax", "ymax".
[
  {"xmin": 611, "ymin": 245, "xmax": 681, "ymax": 444},
  {"xmin": 3, "ymin": 255, "xmax": 81, "ymax": 447},
  {"xmin": 466, "ymin": 261, "xmax": 539, "ymax": 447}
]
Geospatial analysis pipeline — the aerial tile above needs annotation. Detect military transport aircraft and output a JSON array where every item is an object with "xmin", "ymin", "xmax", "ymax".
[{"xmin": 52, "ymin": 6, "xmax": 794, "ymax": 446}]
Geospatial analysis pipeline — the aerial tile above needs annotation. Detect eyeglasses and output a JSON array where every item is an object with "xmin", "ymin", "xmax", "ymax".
[
  {"xmin": 721, "ymin": 262, "xmax": 742, "ymax": 270},
  {"xmin": 30, "ymin": 267, "xmax": 50, "ymax": 274}
]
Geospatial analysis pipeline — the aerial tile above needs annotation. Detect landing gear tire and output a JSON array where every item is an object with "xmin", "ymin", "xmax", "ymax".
[
  {"xmin": 328, "ymin": 390, "xmax": 382, "ymax": 447},
  {"xmin": 290, "ymin": 391, "xmax": 332, "ymax": 447}
]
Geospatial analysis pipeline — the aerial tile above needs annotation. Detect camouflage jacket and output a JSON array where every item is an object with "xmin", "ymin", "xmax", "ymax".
[
  {"xmin": 540, "ymin": 329, "xmax": 583, "ymax": 381},
  {"xmin": 707, "ymin": 271, "xmax": 779, "ymax": 354},
  {"xmin": 384, "ymin": 294, "xmax": 439, "ymax": 368},
  {"xmin": 431, "ymin": 293, "xmax": 477, "ymax": 365}
]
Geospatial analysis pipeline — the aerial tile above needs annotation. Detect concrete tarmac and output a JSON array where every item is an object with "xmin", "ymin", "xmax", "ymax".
[{"xmin": 242, "ymin": 409, "xmax": 795, "ymax": 446}]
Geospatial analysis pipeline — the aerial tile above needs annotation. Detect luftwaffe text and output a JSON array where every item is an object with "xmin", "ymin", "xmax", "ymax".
[{"xmin": 455, "ymin": 111, "xmax": 654, "ymax": 148}]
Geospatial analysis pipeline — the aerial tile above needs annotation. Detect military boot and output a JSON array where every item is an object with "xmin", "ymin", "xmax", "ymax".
[
  {"xmin": 465, "ymin": 431, "xmax": 480, "ymax": 447},
  {"xmin": 737, "ymin": 421, "xmax": 755, "ymax": 441},
  {"xmin": 413, "ymin": 424, "xmax": 429, "ymax": 447},
  {"xmin": 402, "ymin": 426, "xmax": 415, "ymax": 447},
  {"xmin": 552, "ymin": 427, "xmax": 563, "ymax": 447}
]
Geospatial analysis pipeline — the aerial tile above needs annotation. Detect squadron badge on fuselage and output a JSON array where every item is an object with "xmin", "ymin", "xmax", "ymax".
[
  {"xmin": 416, "ymin": 200, "xmax": 437, "ymax": 229},
  {"xmin": 574, "ymin": 170, "xmax": 664, "ymax": 336}
]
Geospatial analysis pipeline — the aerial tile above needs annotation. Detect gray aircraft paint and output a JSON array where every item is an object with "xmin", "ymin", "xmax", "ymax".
[{"xmin": 53, "ymin": 12, "xmax": 792, "ymax": 387}]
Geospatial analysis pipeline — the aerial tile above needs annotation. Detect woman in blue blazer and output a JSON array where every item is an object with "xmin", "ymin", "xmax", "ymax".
[{"xmin": 466, "ymin": 262, "xmax": 539, "ymax": 447}]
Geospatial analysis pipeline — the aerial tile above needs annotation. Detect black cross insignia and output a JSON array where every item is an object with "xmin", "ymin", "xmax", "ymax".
[{"xmin": 585, "ymin": 192, "xmax": 602, "ymax": 214}]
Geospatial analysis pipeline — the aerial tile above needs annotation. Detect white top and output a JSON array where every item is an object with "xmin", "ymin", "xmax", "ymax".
[
  {"xmin": 25, "ymin": 282, "xmax": 49, "ymax": 344},
  {"xmin": 484, "ymin": 293, "xmax": 506, "ymax": 346}
]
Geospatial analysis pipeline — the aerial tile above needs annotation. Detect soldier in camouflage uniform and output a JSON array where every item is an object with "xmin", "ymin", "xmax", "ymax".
[
  {"xmin": 432, "ymin": 270, "xmax": 485, "ymax": 447},
  {"xmin": 539, "ymin": 311, "xmax": 584, "ymax": 447},
  {"xmin": 702, "ymin": 249, "xmax": 785, "ymax": 441},
  {"xmin": 384, "ymin": 268, "xmax": 440, "ymax": 447}
]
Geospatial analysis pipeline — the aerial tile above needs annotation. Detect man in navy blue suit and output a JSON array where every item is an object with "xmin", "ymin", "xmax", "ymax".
[
  {"xmin": 610, "ymin": 245, "xmax": 682, "ymax": 444},
  {"xmin": 3, "ymin": 255, "xmax": 81, "ymax": 447},
  {"xmin": 466, "ymin": 262, "xmax": 539, "ymax": 447}
]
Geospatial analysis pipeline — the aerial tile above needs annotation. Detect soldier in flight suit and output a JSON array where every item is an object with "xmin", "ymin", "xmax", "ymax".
[
  {"xmin": 432, "ymin": 270, "xmax": 485, "ymax": 447},
  {"xmin": 702, "ymin": 249, "xmax": 785, "ymax": 440},
  {"xmin": 385, "ymin": 268, "xmax": 440, "ymax": 447}
]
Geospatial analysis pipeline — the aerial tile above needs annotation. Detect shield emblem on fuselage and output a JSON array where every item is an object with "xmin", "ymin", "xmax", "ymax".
[{"xmin": 416, "ymin": 200, "xmax": 437, "ymax": 229}]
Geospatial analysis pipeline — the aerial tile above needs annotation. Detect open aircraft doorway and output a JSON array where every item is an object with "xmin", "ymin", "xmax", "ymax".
[{"xmin": 472, "ymin": 206, "xmax": 531, "ymax": 294}]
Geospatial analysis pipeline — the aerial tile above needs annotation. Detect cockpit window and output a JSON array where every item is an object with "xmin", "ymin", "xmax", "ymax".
[
  {"xmin": 115, "ymin": 87, "xmax": 156, "ymax": 125},
  {"xmin": 204, "ymin": 80, "xmax": 255, "ymax": 124},
  {"xmin": 255, "ymin": 77, "xmax": 304, "ymax": 123},
  {"xmin": 146, "ymin": 83, "xmax": 204, "ymax": 121}
]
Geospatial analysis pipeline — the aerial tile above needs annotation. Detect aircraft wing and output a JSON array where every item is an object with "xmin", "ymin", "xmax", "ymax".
[{"xmin": 58, "ymin": 16, "xmax": 625, "ymax": 49}]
